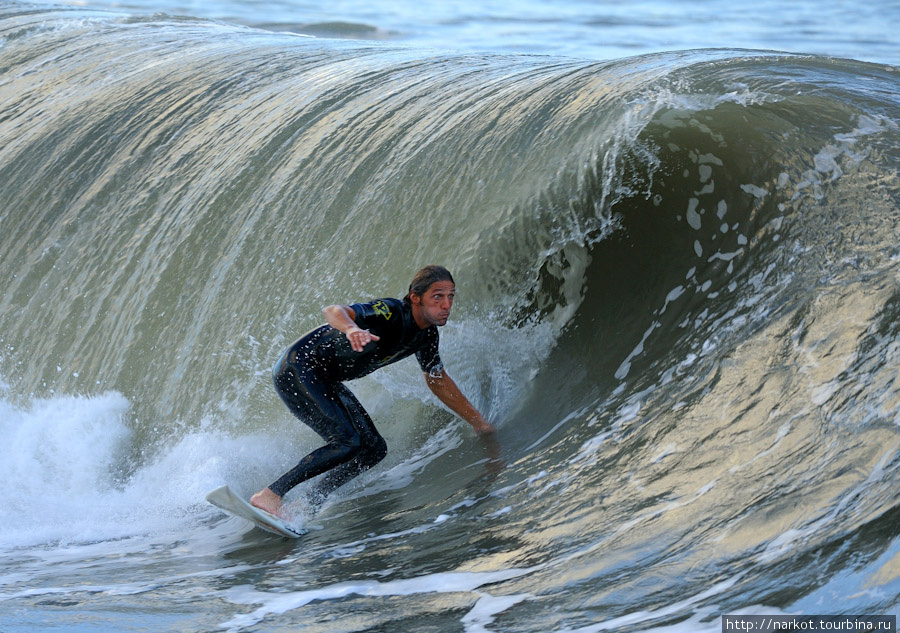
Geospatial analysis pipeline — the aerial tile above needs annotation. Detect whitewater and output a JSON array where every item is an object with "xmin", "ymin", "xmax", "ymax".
[{"xmin": 1, "ymin": 2, "xmax": 900, "ymax": 632}]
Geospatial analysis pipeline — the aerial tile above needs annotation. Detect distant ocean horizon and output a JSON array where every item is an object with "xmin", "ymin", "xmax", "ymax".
[{"xmin": 56, "ymin": 0, "xmax": 900, "ymax": 64}]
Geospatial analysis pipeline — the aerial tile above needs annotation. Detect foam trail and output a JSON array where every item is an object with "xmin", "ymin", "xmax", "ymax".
[{"xmin": 219, "ymin": 567, "xmax": 539, "ymax": 632}]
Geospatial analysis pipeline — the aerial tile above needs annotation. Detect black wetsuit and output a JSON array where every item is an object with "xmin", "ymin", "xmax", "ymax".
[{"xmin": 268, "ymin": 298, "xmax": 443, "ymax": 500}]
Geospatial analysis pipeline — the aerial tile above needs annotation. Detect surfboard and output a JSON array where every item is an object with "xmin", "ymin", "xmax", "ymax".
[{"xmin": 206, "ymin": 485, "xmax": 306, "ymax": 538}]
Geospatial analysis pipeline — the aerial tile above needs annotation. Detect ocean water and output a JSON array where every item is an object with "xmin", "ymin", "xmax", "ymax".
[{"xmin": 1, "ymin": 1, "xmax": 899, "ymax": 632}]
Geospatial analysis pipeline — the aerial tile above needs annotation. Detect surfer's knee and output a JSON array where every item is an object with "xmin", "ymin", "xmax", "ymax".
[
  {"xmin": 332, "ymin": 430, "xmax": 364, "ymax": 461},
  {"xmin": 335, "ymin": 430, "xmax": 386, "ymax": 467}
]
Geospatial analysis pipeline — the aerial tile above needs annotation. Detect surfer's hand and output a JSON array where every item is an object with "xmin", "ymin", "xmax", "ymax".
[{"xmin": 347, "ymin": 326, "xmax": 379, "ymax": 352}]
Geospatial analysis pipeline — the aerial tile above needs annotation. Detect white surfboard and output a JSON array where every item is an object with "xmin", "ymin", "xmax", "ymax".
[{"xmin": 206, "ymin": 485, "xmax": 306, "ymax": 538}]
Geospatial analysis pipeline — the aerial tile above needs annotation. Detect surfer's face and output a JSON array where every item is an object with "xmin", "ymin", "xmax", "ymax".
[{"xmin": 411, "ymin": 280, "xmax": 455, "ymax": 328}]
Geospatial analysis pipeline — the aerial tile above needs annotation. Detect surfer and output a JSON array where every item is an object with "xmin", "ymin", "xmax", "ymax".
[{"xmin": 251, "ymin": 265, "xmax": 495, "ymax": 517}]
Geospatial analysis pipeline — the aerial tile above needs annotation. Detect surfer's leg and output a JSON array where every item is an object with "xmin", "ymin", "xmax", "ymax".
[
  {"xmin": 254, "ymin": 360, "xmax": 376, "ymax": 512},
  {"xmin": 309, "ymin": 384, "xmax": 387, "ymax": 503}
]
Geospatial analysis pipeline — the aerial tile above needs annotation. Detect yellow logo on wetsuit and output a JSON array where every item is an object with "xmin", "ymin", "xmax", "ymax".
[{"xmin": 372, "ymin": 300, "xmax": 392, "ymax": 320}]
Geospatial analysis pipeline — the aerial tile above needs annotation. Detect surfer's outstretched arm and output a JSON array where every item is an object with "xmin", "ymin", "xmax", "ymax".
[
  {"xmin": 323, "ymin": 304, "xmax": 380, "ymax": 351},
  {"xmin": 425, "ymin": 369, "xmax": 495, "ymax": 435}
]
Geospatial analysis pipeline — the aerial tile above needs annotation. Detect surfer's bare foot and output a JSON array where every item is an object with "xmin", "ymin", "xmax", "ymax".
[{"xmin": 250, "ymin": 488, "xmax": 284, "ymax": 517}]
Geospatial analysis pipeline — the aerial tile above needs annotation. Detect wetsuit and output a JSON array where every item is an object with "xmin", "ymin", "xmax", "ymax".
[{"xmin": 268, "ymin": 298, "xmax": 443, "ymax": 500}]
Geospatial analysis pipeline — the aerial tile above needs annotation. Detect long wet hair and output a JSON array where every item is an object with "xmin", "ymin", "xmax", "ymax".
[{"xmin": 403, "ymin": 265, "xmax": 454, "ymax": 303}]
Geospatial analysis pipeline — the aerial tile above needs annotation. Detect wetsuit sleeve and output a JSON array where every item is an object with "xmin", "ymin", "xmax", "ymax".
[
  {"xmin": 416, "ymin": 328, "xmax": 443, "ymax": 376},
  {"xmin": 348, "ymin": 298, "xmax": 400, "ymax": 334}
]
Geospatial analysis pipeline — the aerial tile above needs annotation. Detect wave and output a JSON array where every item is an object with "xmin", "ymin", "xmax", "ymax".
[{"xmin": 2, "ymin": 3, "xmax": 900, "ymax": 627}]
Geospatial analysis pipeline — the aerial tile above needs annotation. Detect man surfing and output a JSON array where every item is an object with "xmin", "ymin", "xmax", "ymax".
[{"xmin": 251, "ymin": 265, "xmax": 495, "ymax": 517}]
